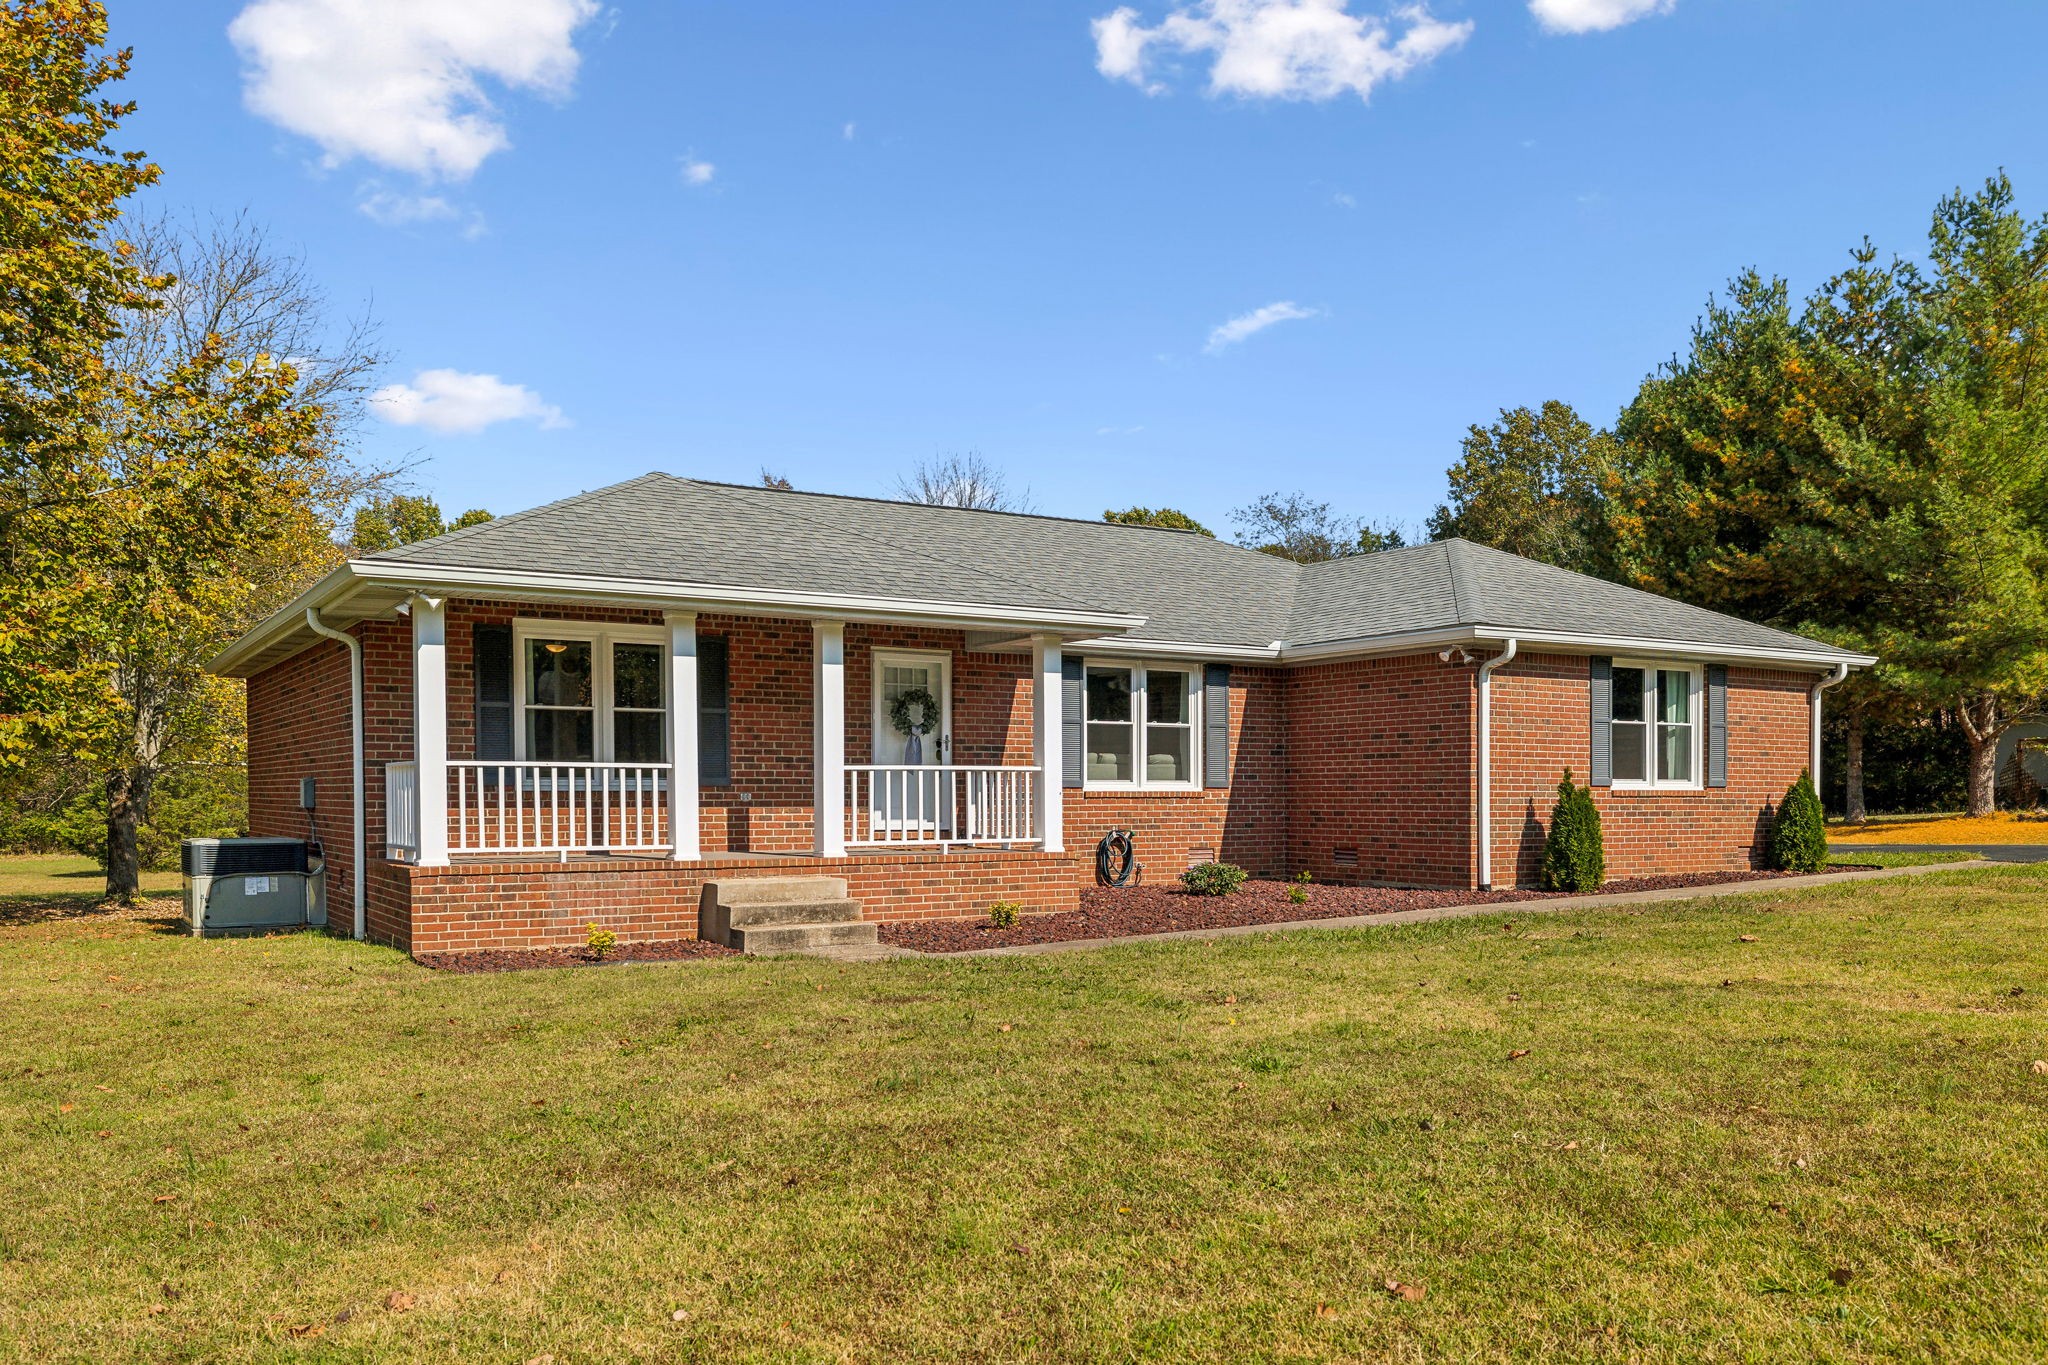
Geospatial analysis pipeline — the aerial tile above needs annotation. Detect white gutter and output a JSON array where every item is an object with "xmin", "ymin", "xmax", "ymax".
[
  {"xmin": 1809, "ymin": 661, "xmax": 1849, "ymax": 794},
  {"xmin": 1474, "ymin": 639, "xmax": 1518, "ymax": 890},
  {"xmin": 303, "ymin": 609, "xmax": 366, "ymax": 941}
]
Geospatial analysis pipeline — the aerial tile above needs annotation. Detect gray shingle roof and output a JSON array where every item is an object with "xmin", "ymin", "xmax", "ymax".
[{"xmin": 360, "ymin": 473, "xmax": 1863, "ymax": 664}]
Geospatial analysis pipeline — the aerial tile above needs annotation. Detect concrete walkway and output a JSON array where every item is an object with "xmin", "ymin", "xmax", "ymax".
[{"xmin": 930, "ymin": 859, "xmax": 1999, "ymax": 959}]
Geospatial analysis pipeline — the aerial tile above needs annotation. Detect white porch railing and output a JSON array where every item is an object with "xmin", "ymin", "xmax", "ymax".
[
  {"xmin": 448, "ymin": 762, "xmax": 671, "ymax": 858},
  {"xmin": 385, "ymin": 761, "xmax": 420, "ymax": 861},
  {"xmin": 846, "ymin": 764, "xmax": 1040, "ymax": 848}
]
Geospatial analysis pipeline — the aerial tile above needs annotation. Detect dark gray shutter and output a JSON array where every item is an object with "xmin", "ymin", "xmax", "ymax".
[
  {"xmin": 473, "ymin": 624, "xmax": 514, "ymax": 760},
  {"xmin": 1203, "ymin": 664, "xmax": 1231, "ymax": 787},
  {"xmin": 1061, "ymin": 656, "xmax": 1084, "ymax": 789},
  {"xmin": 698, "ymin": 636, "xmax": 731, "ymax": 786},
  {"xmin": 1588, "ymin": 656, "xmax": 1613, "ymax": 788},
  {"xmin": 1706, "ymin": 664, "xmax": 1728, "ymax": 788}
]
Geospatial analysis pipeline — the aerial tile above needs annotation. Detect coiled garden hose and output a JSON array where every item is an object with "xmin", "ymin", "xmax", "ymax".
[{"xmin": 1095, "ymin": 828, "xmax": 1142, "ymax": 887}]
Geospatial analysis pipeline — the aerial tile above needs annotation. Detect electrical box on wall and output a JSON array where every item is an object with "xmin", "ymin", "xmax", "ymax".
[{"xmin": 300, "ymin": 777, "xmax": 316, "ymax": 810}]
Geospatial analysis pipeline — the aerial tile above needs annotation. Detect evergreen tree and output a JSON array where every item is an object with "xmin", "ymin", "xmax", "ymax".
[
  {"xmin": 1540, "ymin": 769, "xmax": 1605, "ymax": 892},
  {"xmin": 1770, "ymin": 770, "xmax": 1829, "ymax": 873}
]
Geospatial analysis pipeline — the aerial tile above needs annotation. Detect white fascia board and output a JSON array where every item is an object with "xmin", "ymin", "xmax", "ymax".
[
  {"xmin": 1459, "ymin": 626, "xmax": 1874, "ymax": 671},
  {"xmin": 1066, "ymin": 637, "xmax": 1283, "ymax": 663},
  {"xmin": 205, "ymin": 566, "xmax": 366, "ymax": 676},
  {"xmin": 350, "ymin": 561, "xmax": 1147, "ymax": 634}
]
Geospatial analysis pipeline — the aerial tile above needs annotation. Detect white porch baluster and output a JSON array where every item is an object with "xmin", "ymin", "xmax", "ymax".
[{"xmin": 814, "ymin": 620, "xmax": 848, "ymax": 857}]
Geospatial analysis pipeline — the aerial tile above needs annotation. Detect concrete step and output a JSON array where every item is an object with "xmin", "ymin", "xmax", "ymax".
[
  {"xmin": 729, "ymin": 921, "xmax": 881, "ymax": 955},
  {"xmin": 707, "ymin": 876, "xmax": 848, "ymax": 905},
  {"xmin": 719, "ymin": 898, "xmax": 864, "ymax": 928}
]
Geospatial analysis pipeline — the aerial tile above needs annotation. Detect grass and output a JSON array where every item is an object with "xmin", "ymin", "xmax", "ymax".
[
  {"xmin": 2, "ymin": 866, "xmax": 2045, "ymax": 1362},
  {"xmin": 0, "ymin": 854, "xmax": 178, "ymax": 923},
  {"xmin": 1829, "ymin": 812, "xmax": 2048, "ymax": 845},
  {"xmin": 1828, "ymin": 850, "xmax": 1976, "ymax": 868}
]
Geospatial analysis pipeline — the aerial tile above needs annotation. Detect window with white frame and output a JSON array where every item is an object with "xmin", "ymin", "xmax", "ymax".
[
  {"xmin": 1084, "ymin": 663, "xmax": 1199, "ymax": 788},
  {"xmin": 516, "ymin": 623, "xmax": 667, "ymax": 764},
  {"xmin": 1608, "ymin": 662, "xmax": 1701, "ymax": 789}
]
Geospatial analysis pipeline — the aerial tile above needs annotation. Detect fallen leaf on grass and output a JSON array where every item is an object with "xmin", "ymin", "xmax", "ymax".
[
  {"xmin": 333, "ymin": 1307, "xmax": 353, "ymax": 1324},
  {"xmin": 525, "ymin": 1356, "xmax": 555, "ymax": 1365},
  {"xmin": 997, "ymin": 1023, "xmax": 1012, "ymax": 1033},
  {"xmin": 383, "ymin": 1291, "xmax": 415, "ymax": 1313},
  {"xmin": 94, "ymin": 1084, "xmax": 112, "ymax": 1092},
  {"xmin": 146, "ymin": 1304, "xmax": 166, "ymax": 1316},
  {"xmin": 1384, "ymin": 1279, "xmax": 1426, "ymax": 1302},
  {"xmin": 287, "ymin": 1323, "xmax": 323, "ymax": 1339},
  {"xmin": 1792, "ymin": 1158, "xmax": 1808, "ymax": 1170},
  {"xmin": 58, "ymin": 1103, "xmax": 73, "ymax": 1114},
  {"xmin": 1738, "ymin": 935, "xmax": 1760, "ymax": 943},
  {"xmin": 2030, "ymin": 1060, "xmax": 2048, "ymax": 1076},
  {"xmin": 670, "ymin": 1308, "xmax": 692, "ymax": 1322},
  {"xmin": 1560, "ymin": 1141, "xmax": 1580, "ymax": 1151},
  {"xmin": 151, "ymin": 1194, "xmax": 176, "ymax": 1205},
  {"xmin": 1828, "ymin": 1267, "xmax": 1854, "ymax": 1287},
  {"xmin": 95, "ymin": 1130, "xmax": 111, "ymax": 1138},
  {"xmin": 492, "ymin": 1270, "xmax": 513, "ymax": 1285},
  {"xmin": 1314, "ymin": 1302, "xmax": 1339, "ymax": 1319},
  {"xmin": 1506, "ymin": 1049, "xmax": 1531, "ymax": 1061}
]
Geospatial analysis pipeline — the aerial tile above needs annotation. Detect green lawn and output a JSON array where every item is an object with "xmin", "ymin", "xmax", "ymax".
[
  {"xmin": 1828, "ymin": 850, "xmax": 1977, "ymax": 868},
  {"xmin": 2, "ymin": 866, "xmax": 2045, "ymax": 1362},
  {"xmin": 0, "ymin": 853, "xmax": 178, "ymax": 919}
]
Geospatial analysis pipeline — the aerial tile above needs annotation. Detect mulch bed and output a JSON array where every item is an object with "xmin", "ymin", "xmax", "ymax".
[
  {"xmin": 416, "ymin": 939, "xmax": 739, "ymax": 974},
  {"xmin": 877, "ymin": 869, "xmax": 1862, "ymax": 954}
]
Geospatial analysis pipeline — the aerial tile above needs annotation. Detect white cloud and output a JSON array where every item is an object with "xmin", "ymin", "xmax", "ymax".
[
  {"xmin": 681, "ymin": 155, "xmax": 716, "ymax": 186},
  {"xmin": 842, "ymin": 121, "xmax": 857, "ymax": 140},
  {"xmin": 1205, "ymin": 301, "xmax": 1319, "ymax": 353},
  {"xmin": 357, "ymin": 189, "xmax": 459, "ymax": 225},
  {"xmin": 1092, "ymin": 0, "xmax": 1472, "ymax": 102},
  {"xmin": 369, "ymin": 369, "xmax": 567, "ymax": 435},
  {"xmin": 1528, "ymin": 0, "xmax": 1674, "ymax": 34},
  {"xmin": 228, "ymin": 0, "xmax": 600, "ymax": 182}
]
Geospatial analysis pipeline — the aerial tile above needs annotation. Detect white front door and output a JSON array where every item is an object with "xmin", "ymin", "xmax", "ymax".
[{"xmin": 872, "ymin": 650, "xmax": 952, "ymax": 832}]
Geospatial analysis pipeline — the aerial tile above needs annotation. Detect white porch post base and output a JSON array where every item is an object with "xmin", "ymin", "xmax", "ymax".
[
  {"xmin": 1032, "ymin": 634, "xmax": 1065, "ymax": 854},
  {"xmin": 667, "ymin": 611, "xmax": 701, "ymax": 860},
  {"xmin": 412, "ymin": 596, "xmax": 449, "ymax": 868},
  {"xmin": 813, "ymin": 620, "xmax": 847, "ymax": 858}
]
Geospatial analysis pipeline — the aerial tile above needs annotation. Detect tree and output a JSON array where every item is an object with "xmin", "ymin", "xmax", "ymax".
[
  {"xmin": 759, "ymin": 468, "xmax": 793, "ymax": 490},
  {"xmin": 1427, "ymin": 401, "xmax": 1615, "ymax": 573},
  {"xmin": 351, "ymin": 493, "xmax": 490, "ymax": 553},
  {"xmin": 0, "ymin": 0, "xmax": 160, "ymax": 770},
  {"xmin": 1540, "ymin": 769, "xmax": 1605, "ymax": 892},
  {"xmin": 1103, "ymin": 506, "xmax": 1213, "ymax": 536},
  {"xmin": 1229, "ymin": 491, "xmax": 1404, "ymax": 562},
  {"xmin": 895, "ymin": 451, "xmax": 1031, "ymax": 512},
  {"xmin": 1769, "ymin": 770, "xmax": 1828, "ymax": 873}
]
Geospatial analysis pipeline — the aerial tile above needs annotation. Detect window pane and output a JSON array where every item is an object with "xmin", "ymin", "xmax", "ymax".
[
  {"xmin": 1612, "ymin": 720, "xmax": 1648, "ymax": 782},
  {"xmin": 614, "ymin": 643, "xmax": 662, "ymax": 710},
  {"xmin": 1611, "ymin": 667, "xmax": 1646, "ymax": 723},
  {"xmin": 1658, "ymin": 670, "xmax": 1692, "ymax": 725},
  {"xmin": 527, "ymin": 639, "xmax": 592, "ymax": 707},
  {"xmin": 1147, "ymin": 725, "xmax": 1191, "ymax": 783},
  {"xmin": 1086, "ymin": 722, "xmax": 1133, "ymax": 782},
  {"xmin": 1147, "ymin": 671, "xmax": 1189, "ymax": 724},
  {"xmin": 1658, "ymin": 724, "xmax": 1693, "ymax": 782},
  {"xmin": 527, "ymin": 709, "xmax": 594, "ymax": 761},
  {"xmin": 1086, "ymin": 667, "xmax": 1132, "ymax": 723},
  {"xmin": 615, "ymin": 710, "xmax": 664, "ymax": 763}
]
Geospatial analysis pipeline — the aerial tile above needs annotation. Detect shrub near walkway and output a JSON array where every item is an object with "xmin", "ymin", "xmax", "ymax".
[{"xmin": 1, "ymin": 868, "xmax": 2046, "ymax": 1362}]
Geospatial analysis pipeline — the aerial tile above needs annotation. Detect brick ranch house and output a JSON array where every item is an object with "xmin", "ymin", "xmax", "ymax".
[{"xmin": 209, "ymin": 473, "xmax": 1871, "ymax": 955}]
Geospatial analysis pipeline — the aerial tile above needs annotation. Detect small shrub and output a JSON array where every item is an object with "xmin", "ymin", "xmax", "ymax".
[
  {"xmin": 586, "ymin": 922, "xmax": 618, "ymax": 960},
  {"xmin": 987, "ymin": 900, "xmax": 1021, "ymax": 929},
  {"xmin": 1540, "ymin": 768, "xmax": 1606, "ymax": 893},
  {"xmin": 1181, "ymin": 861, "xmax": 1248, "ymax": 897},
  {"xmin": 1770, "ymin": 769, "xmax": 1828, "ymax": 873},
  {"xmin": 1286, "ymin": 871, "xmax": 1312, "ymax": 905}
]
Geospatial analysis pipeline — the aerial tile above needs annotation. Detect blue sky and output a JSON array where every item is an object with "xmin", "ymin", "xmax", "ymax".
[{"xmin": 116, "ymin": 1, "xmax": 2047, "ymax": 538}]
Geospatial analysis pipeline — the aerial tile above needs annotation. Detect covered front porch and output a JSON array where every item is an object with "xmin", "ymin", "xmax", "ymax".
[{"xmin": 379, "ymin": 601, "xmax": 1073, "ymax": 867}]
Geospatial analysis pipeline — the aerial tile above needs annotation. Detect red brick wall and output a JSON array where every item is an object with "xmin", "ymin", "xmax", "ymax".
[
  {"xmin": 1063, "ymin": 665, "xmax": 1287, "ymax": 884},
  {"xmin": 392, "ymin": 849, "xmax": 1077, "ymax": 954},
  {"xmin": 246, "ymin": 637, "xmax": 355, "ymax": 912},
  {"xmin": 1489, "ymin": 653, "xmax": 1811, "ymax": 885},
  {"xmin": 1282, "ymin": 653, "xmax": 1478, "ymax": 889}
]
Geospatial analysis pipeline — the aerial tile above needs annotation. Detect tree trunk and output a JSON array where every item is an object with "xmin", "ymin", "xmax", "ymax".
[
  {"xmin": 1844, "ymin": 711, "xmax": 1867, "ymax": 824},
  {"xmin": 1959, "ymin": 696, "xmax": 2003, "ymax": 819},
  {"xmin": 104, "ymin": 765, "xmax": 150, "ymax": 903}
]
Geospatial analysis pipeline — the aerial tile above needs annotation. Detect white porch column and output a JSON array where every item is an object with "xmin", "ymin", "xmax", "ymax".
[
  {"xmin": 666, "ymin": 611, "xmax": 701, "ymax": 860},
  {"xmin": 813, "ymin": 620, "xmax": 847, "ymax": 857},
  {"xmin": 1032, "ymin": 633, "xmax": 1065, "ymax": 854},
  {"xmin": 411, "ymin": 595, "xmax": 449, "ymax": 868}
]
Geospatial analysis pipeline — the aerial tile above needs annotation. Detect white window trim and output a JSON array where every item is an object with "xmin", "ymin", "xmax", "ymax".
[
  {"xmin": 1609, "ymin": 658, "xmax": 1703, "ymax": 792},
  {"xmin": 1080, "ymin": 658, "xmax": 1202, "ymax": 792},
  {"xmin": 511, "ymin": 619, "xmax": 668, "ymax": 763}
]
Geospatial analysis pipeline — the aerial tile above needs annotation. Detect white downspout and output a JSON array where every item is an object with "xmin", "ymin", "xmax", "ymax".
[
  {"xmin": 305, "ymin": 609, "xmax": 366, "ymax": 941},
  {"xmin": 1809, "ymin": 662, "xmax": 1849, "ymax": 796},
  {"xmin": 1475, "ymin": 639, "xmax": 1519, "ymax": 891}
]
